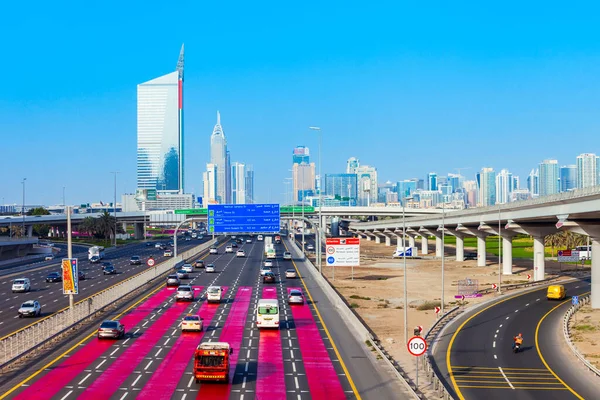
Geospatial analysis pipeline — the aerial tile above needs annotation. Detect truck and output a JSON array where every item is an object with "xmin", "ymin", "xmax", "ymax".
[
  {"xmin": 193, "ymin": 342, "xmax": 233, "ymax": 383},
  {"xmin": 88, "ymin": 246, "xmax": 105, "ymax": 261}
]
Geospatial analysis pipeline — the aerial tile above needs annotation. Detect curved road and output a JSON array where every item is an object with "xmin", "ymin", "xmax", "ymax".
[
  {"xmin": 434, "ymin": 278, "xmax": 598, "ymax": 399},
  {"xmin": 0, "ymin": 238, "xmax": 205, "ymax": 338}
]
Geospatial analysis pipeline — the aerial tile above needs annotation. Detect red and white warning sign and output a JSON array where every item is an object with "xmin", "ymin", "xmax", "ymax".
[
  {"xmin": 147, "ymin": 257, "xmax": 155, "ymax": 267},
  {"xmin": 325, "ymin": 238, "xmax": 360, "ymax": 267}
]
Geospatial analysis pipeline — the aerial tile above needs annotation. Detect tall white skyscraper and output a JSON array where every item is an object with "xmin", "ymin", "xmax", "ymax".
[
  {"xmin": 527, "ymin": 169, "xmax": 539, "ymax": 197},
  {"xmin": 292, "ymin": 146, "xmax": 315, "ymax": 202},
  {"xmin": 539, "ymin": 159, "xmax": 560, "ymax": 196},
  {"xmin": 477, "ymin": 167, "xmax": 496, "ymax": 206},
  {"xmin": 245, "ymin": 166, "xmax": 254, "ymax": 204},
  {"xmin": 231, "ymin": 162, "xmax": 246, "ymax": 204},
  {"xmin": 136, "ymin": 45, "xmax": 185, "ymax": 194},
  {"xmin": 209, "ymin": 111, "xmax": 229, "ymax": 203},
  {"xmin": 576, "ymin": 153, "xmax": 599, "ymax": 189},
  {"xmin": 346, "ymin": 157, "xmax": 360, "ymax": 173},
  {"xmin": 495, "ymin": 169, "xmax": 513, "ymax": 204},
  {"xmin": 202, "ymin": 163, "xmax": 218, "ymax": 206},
  {"xmin": 560, "ymin": 165, "xmax": 577, "ymax": 192},
  {"xmin": 355, "ymin": 165, "xmax": 378, "ymax": 206}
]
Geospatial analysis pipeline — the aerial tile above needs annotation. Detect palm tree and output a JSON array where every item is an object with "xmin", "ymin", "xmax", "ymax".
[
  {"xmin": 544, "ymin": 233, "xmax": 562, "ymax": 257},
  {"xmin": 96, "ymin": 211, "xmax": 116, "ymax": 243},
  {"xmin": 79, "ymin": 217, "xmax": 98, "ymax": 238}
]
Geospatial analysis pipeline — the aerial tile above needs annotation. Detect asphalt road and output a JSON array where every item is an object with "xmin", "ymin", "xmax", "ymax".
[
  {"xmin": 0, "ymin": 243, "xmax": 89, "ymax": 273},
  {"xmin": 434, "ymin": 277, "xmax": 597, "ymax": 400},
  {"xmin": 0, "ymin": 238, "xmax": 205, "ymax": 338},
  {"xmin": 3, "ymin": 235, "xmax": 369, "ymax": 399}
]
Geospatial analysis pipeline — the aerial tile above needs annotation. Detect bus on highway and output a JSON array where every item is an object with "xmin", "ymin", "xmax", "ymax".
[{"xmin": 256, "ymin": 299, "xmax": 279, "ymax": 329}]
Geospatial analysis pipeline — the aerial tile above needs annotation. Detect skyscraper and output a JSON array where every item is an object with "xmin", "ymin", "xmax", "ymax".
[
  {"xmin": 477, "ymin": 167, "xmax": 496, "ymax": 206},
  {"xmin": 527, "ymin": 169, "xmax": 539, "ymax": 197},
  {"xmin": 576, "ymin": 153, "xmax": 599, "ymax": 189},
  {"xmin": 324, "ymin": 174, "xmax": 358, "ymax": 205},
  {"xmin": 293, "ymin": 146, "xmax": 310, "ymax": 164},
  {"xmin": 539, "ymin": 159, "xmax": 560, "ymax": 196},
  {"xmin": 560, "ymin": 165, "xmax": 577, "ymax": 192},
  {"xmin": 427, "ymin": 172, "xmax": 438, "ymax": 191},
  {"xmin": 495, "ymin": 169, "xmax": 513, "ymax": 204},
  {"xmin": 231, "ymin": 162, "xmax": 246, "ymax": 204},
  {"xmin": 292, "ymin": 146, "xmax": 315, "ymax": 202},
  {"xmin": 396, "ymin": 179, "xmax": 417, "ymax": 201},
  {"xmin": 209, "ymin": 111, "xmax": 228, "ymax": 203},
  {"xmin": 137, "ymin": 45, "xmax": 185, "ymax": 193},
  {"xmin": 245, "ymin": 166, "xmax": 254, "ymax": 204},
  {"xmin": 202, "ymin": 163, "xmax": 218, "ymax": 206},
  {"xmin": 346, "ymin": 157, "xmax": 360, "ymax": 173},
  {"xmin": 356, "ymin": 165, "xmax": 378, "ymax": 206}
]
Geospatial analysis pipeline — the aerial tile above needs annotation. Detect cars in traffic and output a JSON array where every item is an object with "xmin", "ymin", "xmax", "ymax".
[
  {"xmin": 205, "ymin": 264, "xmax": 215, "ymax": 273},
  {"xmin": 89, "ymin": 256, "xmax": 101, "ymax": 263},
  {"xmin": 195, "ymin": 260, "xmax": 205, "ymax": 268},
  {"xmin": 78, "ymin": 270, "xmax": 86, "ymax": 280},
  {"xmin": 306, "ymin": 244, "xmax": 315, "ymax": 251},
  {"xmin": 146, "ymin": 242, "xmax": 153, "ymax": 247},
  {"xmin": 260, "ymin": 266, "xmax": 272, "ymax": 276},
  {"xmin": 44, "ymin": 254, "xmax": 55, "ymax": 261},
  {"xmin": 182, "ymin": 315, "xmax": 203, "ymax": 332},
  {"xmin": 264, "ymin": 260, "xmax": 273, "ymax": 267},
  {"xmin": 176, "ymin": 285, "xmax": 194, "ymax": 301},
  {"xmin": 102, "ymin": 262, "xmax": 114, "ymax": 270},
  {"xmin": 288, "ymin": 289, "xmax": 304, "ymax": 304},
  {"xmin": 176, "ymin": 269, "xmax": 189, "ymax": 279},
  {"xmin": 103, "ymin": 265, "xmax": 117, "ymax": 275},
  {"xmin": 263, "ymin": 272, "xmax": 276, "ymax": 283},
  {"xmin": 257, "ymin": 235, "xmax": 264, "ymax": 241},
  {"xmin": 182, "ymin": 264, "xmax": 193, "ymax": 273},
  {"xmin": 167, "ymin": 274, "xmax": 180, "ymax": 287},
  {"xmin": 12, "ymin": 278, "xmax": 31, "ymax": 293},
  {"xmin": 209, "ymin": 247, "xmax": 218, "ymax": 254},
  {"xmin": 283, "ymin": 252, "xmax": 292, "ymax": 260},
  {"xmin": 246, "ymin": 238, "xmax": 252, "ymax": 243},
  {"xmin": 130, "ymin": 256, "xmax": 141, "ymax": 265},
  {"xmin": 18, "ymin": 300, "xmax": 41, "ymax": 318},
  {"xmin": 164, "ymin": 250, "xmax": 173, "ymax": 257},
  {"xmin": 285, "ymin": 269, "xmax": 297, "ymax": 279},
  {"xmin": 207, "ymin": 286, "xmax": 222, "ymax": 303},
  {"xmin": 236, "ymin": 249, "xmax": 245, "ymax": 257},
  {"xmin": 225, "ymin": 245, "xmax": 233, "ymax": 253},
  {"xmin": 46, "ymin": 272, "xmax": 62, "ymax": 283},
  {"xmin": 547, "ymin": 284, "xmax": 566, "ymax": 300},
  {"xmin": 97, "ymin": 320, "xmax": 125, "ymax": 339},
  {"xmin": 155, "ymin": 243, "xmax": 163, "ymax": 248}
]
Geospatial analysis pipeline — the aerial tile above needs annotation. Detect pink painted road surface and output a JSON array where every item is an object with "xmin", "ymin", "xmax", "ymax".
[
  {"xmin": 79, "ymin": 287, "xmax": 203, "ymax": 399},
  {"xmin": 255, "ymin": 286, "xmax": 286, "ymax": 399},
  {"xmin": 14, "ymin": 286, "xmax": 175, "ymax": 400},
  {"xmin": 195, "ymin": 286, "xmax": 253, "ymax": 400},
  {"xmin": 138, "ymin": 287, "xmax": 229, "ymax": 399},
  {"xmin": 288, "ymin": 287, "xmax": 346, "ymax": 400}
]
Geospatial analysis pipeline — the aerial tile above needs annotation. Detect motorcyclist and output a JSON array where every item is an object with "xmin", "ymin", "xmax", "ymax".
[{"xmin": 513, "ymin": 333, "xmax": 524, "ymax": 349}]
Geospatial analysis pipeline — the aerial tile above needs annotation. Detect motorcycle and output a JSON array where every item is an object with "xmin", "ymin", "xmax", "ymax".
[{"xmin": 513, "ymin": 342, "xmax": 521, "ymax": 353}]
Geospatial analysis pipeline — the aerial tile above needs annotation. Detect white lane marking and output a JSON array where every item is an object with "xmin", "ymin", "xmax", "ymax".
[
  {"xmin": 498, "ymin": 367, "xmax": 515, "ymax": 389},
  {"xmin": 187, "ymin": 376, "xmax": 195, "ymax": 387},
  {"xmin": 494, "ymin": 354, "xmax": 497, "ymax": 359},
  {"xmin": 505, "ymin": 317, "xmax": 509, "ymax": 320},
  {"xmin": 110, "ymin": 348, "xmax": 119, "ymax": 356},
  {"xmin": 514, "ymin": 310, "xmax": 518, "ymax": 313},
  {"xmin": 131, "ymin": 374, "xmax": 142, "ymax": 386},
  {"xmin": 155, "ymin": 348, "xmax": 163, "ymax": 357},
  {"xmin": 96, "ymin": 359, "xmax": 107, "ymax": 369},
  {"xmin": 493, "ymin": 341, "xmax": 496, "ymax": 348},
  {"xmin": 181, "ymin": 394, "xmax": 187, "ymax": 400},
  {"xmin": 78, "ymin": 373, "xmax": 92, "ymax": 385},
  {"xmin": 499, "ymin": 324, "xmax": 502, "ymax": 328},
  {"xmin": 59, "ymin": 391, "xmax": 73, "ymax": 400},
  {"xmin": 119, "ymin": 393, "xmax": 128, "ymax": 400},
  {"xmin": 144, "ymin": 360, "xmax": 153, "ymax": 370}
]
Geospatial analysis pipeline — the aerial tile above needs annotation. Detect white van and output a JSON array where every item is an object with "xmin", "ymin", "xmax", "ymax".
[
  {"xmin": 207, "ymin": 286, "xmax": 222, "ymax": 303},
  {"xmin": 12, "ymin": 278, "xmax": 31, "ymax": 293},
  {"xmin": 257, "ymin": 235, "xmax": 264, "ymax": 241},
  {"xmin": 256, "ymin": 299, "xmax": 279, "ymax": 329}
]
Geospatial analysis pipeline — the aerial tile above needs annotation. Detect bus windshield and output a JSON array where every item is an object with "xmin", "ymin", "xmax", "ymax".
[
  {"xmin": 198, "ymin": 355, "xmax": 225, "ymax": 367},
  {"xmin": 258, "ymin": 306, "xmax": 278, "ymax": 315}
]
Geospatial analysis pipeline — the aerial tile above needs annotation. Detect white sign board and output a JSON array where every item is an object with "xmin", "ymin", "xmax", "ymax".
[
  {"xmin": 558, "ymin": 250, "xmax": 579, "ymax": 262},
  {"xmin": 326, "ymin": 238, "xmax": 360, "ymax": 266},
  {"xmin": 393, "ymin": 247, "xmax": 416, "ymax": 258}
]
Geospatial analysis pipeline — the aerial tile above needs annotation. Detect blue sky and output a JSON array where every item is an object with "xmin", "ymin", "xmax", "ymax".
[{"xmin": 1, "ymin": 1, "xmax": 600, "ymax": 206}]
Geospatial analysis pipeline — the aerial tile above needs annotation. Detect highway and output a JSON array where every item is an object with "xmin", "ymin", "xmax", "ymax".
[
  {"xmin": 0, "ymin": 235, "xmax": 395, "ymax": 400},
  {"xmin": 434, "ymin": 278, "xmax": 599, "ymax": 400},
  {"xmin": 0, "ymin": 238, "xmax": 205, "ymax": 338}
]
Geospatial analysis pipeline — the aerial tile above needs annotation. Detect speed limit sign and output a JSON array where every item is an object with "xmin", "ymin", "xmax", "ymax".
[
  {"xmin": 407, "ymin": 336, "xmax": 427, "ymax": 356},
  {"xmin": 147, "ymin": 258, "xmax": 155, "ymax": 267}
]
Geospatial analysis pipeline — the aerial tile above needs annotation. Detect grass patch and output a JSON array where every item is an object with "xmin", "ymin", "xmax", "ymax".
[
  {"xmin": 350, "ymin": 295, "xmax": 371, "ymax": 301},
  {"xmin": 378, "ymin": 300, "xmax": 390, "ymax": 309},
  {"xmin": 574, "ymin": 324, "xmax": 597, "ymax": 332},
  {"xmin": 350, "ymin": 303, "xmax": 360, "ymax": 309},
  {"xmin": 395, "ymin": 306, "xmax": 403, "ymax": 309},
  {"xmin": 417, "ymin": 300, "xmax": 442, "ymax": 311}
]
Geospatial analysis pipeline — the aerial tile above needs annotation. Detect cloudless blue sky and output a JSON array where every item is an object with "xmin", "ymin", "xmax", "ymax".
[{"xmin": 1, "ymin": 1, "xmax": 600, "ymax": 206}]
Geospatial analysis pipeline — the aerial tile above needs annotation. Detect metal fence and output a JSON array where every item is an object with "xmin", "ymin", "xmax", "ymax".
[
  {"xmin": 0, "ymin": 239, "xmax": 216, "ymax": 367},
  {"xmin": 563, "ymin": 293, "xmax": 600, "ymax": 377}
]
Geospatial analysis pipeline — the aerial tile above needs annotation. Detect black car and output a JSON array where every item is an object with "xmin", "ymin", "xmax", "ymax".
[
  {"xmin": 235, "ymin": 238, "xmax": 243, "ymax": 244},
  {"xmin": 78, "ymin": 271, "xmax": 86, "ymax": 280},
  {"xmin": 145, "ymin": 242, "xmax": 153, "ymax": 247},
  {"xmin": 103, "ymin": 265, "xmax": 117, "ymax": 275},
  {"xmin": 89, "ymin": 256, "xmax": 101, "ymax": 264},
  {"xmin": 46, "ymin": 272, "xmax": 62, "ymax": 283},
  {"xmin": 464, "ymin": 252, "xmax": 477, "ymax": 261},
  {"xmin": 263, "ymin": 272, "xmax": 276, "ymax": 283},
  {"xmin": 102, "ymin": 262, "xmax": 114, "ymax": 270},
  {"xmin": 230, "ymin": 242, "xmax": 238, "ymax": 248},
  {"xmin": 130, "ymin": 256, "xmax": 141, "ymax": 265}
]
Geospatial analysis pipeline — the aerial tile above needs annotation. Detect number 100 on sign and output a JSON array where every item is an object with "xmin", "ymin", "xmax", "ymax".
[{"xmin": 407, "ymin": 336, "xmax": 427, "ymax": 356}]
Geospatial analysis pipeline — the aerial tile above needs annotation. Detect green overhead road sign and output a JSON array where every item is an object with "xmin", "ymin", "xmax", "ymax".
[
  {"xmin": 174, "ymin": 209, "xmax": 208, "ymax": 215},
  {"xmin": 280, "ymin": 206, "xmax": 315, "ymax": 213}
]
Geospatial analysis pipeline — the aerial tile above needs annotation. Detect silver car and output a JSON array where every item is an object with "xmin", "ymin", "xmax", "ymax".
[
  {"xmin": 98, "ymin": 320, "xmax": 125, "ymax": 339},
  {"xmin": 18, "ymin": 300, "xmax": 41, "ymax": 317},
  {"xmin": 288, "ymin": 289, "xmax": 304, "ymax": 305},
  {"xmin": 176, "ymin": 270, "xmax": 189, "ymax": 279},
  {"xmin": 176, "ymin": 285, "xmax": 194, "ymax": 301},
  {"xmin": 205, "ymin": 264, "xmax": 215, "ymax": 273},
  {"xmin": 167, "ymin": 274, "xmax": 180, "ymax": 287}
]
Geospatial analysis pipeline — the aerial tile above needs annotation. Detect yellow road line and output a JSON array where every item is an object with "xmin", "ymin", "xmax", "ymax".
[
  {"xmin": 0, "ymin": 283, "xmax": 166, "ymax": 400},
  {"xmin": 284, "ymin": 241, "xmax": 362, "ymax": 400},
  {"xmin": 446, "ymin": 285, "xmax": 579, "ymax": 399},
  {"xmin": 534, "ymin": 292, "xmax": 590, "ymax": 400},
  {"xmin": 455, "ymin": 376, "xmax": 559, "ymax": 381},
  {"xmin": 452, "ymin": 366, "xmax": 550, "ymax": 371},
  {"xmin": 454, "ymin": 371, "xmax": 554, "ymax": 376},
  {"xmin": 457, "ymin": 385, "xmax": 568, "ymax": 390}
]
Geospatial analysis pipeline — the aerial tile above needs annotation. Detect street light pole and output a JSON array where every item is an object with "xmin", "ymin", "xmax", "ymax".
[
  {"xmin": 110, "ymin": 172, "xmax": 119, "ymax": 247},
  {"xmin": 309, "ymin": 126, "xmax": 322, "ymax": 275},
  {"xmin": 403, "ymin": 197, "xmax": 408, "ymax": 345},
  {"xmin": 63, "ymin": 186, "xmax": 66, "ymax": 210},
  {"xmin": 441, "ymin": 201, "xmax": 445, "ymax": 315},
  {"xmin": 22, "ymin": 178, "xmax": 27, "ymax": 237},
  {"xmin": 498, "ymin": 206, "xmax": 502, "ymax": 294}
]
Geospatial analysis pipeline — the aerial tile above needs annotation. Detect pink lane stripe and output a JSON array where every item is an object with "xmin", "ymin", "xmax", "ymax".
[
  {"xmin": 196, "ymin": 286, "xmax": 253, "ymax": 400},
  {"xmin": 138, "ymin": 286, "xmax": 229, "ymax": 399},
  {"xmin": 288, "ymin": 287, "xmax": 346, "ymax": 400},
  {"xmin": 80, "ymin": 287, "xmax": 203, "ymax": 399},
  {"xmin": 15, "ymin": 286, "xmax": 175, "ymax": 400},
  {"xmin": 256, "ymin": 287, "xmax": 286, "ymax": 399}
]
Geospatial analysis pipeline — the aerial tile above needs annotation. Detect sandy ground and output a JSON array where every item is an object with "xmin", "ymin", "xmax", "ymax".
[
  {"xmin": 570, "ymin": 304, "xmax": 600, "ymax": 368},
  {"xmin": 311, "ymin": 238, "xmax": 582, "ymax": 393}
]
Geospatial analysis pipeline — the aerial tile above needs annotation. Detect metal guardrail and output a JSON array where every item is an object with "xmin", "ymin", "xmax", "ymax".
[
  {"xmin": 0, "ymin": 240, "xmax": 216, "ymax": 367},
  {"xmin": 563, "ymin": 293, "xmax": 600, "ymax": 377}
]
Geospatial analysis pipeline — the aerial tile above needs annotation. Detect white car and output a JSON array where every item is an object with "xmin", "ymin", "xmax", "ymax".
[
  {"xmin": 246, "ymin": 239, "xmax": 252, "ymax": 243},
  {"xmin": 206, "ymin": 286, "xmax": 222, "ymax": 303},
  {"xmin": 182, "ymin": 264, "xmax": 193, "ymax": 273},
  {"xmin": 283, "ymin": 252, "xmax": 292, "ymax": 260},
  {"xmin": 175, "ymin": 285, "xmax": 194, "ymax": 301},
  {"xmin": 225, "ymin": 245, "xmax": 233, "ymax": 253},
  {"xmin": 264, "ymin": 260, "xmax": 273, "ymax": 267},
  {"xmin": 257, "ymin": 235, "xmax": 264, "ymax": 241},
  {"xmin": 18, "ymin": 300, "xmax": 41, "ymax": 318},
  {"xmin": 205, "ymin": 264, "xmax": 215, "ymax": 273},
  {"xmin": 155, "ymin": 243, "xmax": 163, "ymax": 248},
  {"xmin": 236, "ymin": 249, "xmax": 245, "ymax": 257},
  {"xmin": 164, "ymin": 250, "xmax": 173, "ymax": 257},
  {"xmin": 288, "ymin": 289, "xmax": 304, "ymax": 304},
  {"xmin": 306, "ymin": 244, "xmax": 315, "ymax": 251},
  {"xmin": 181, "ymin": 315, "xmax": 203, "ymax": 332},
  {"xmin": 285, "ymin": 269, "xmax": 297, "ymax": 279},
  {"xmin": 260, "ymin": 266, "xmax": 272, "ymax": 276},
  {"xmin": 12, "ymin": 278, "xmax": 31, "ymax": 293},
  {"xmin": 44, "ymin": 254, "xmax": 55, "ymax": 261},
  {"xmin": 209, "ymin": 247, "xmax": 218, "ymax": 254}
]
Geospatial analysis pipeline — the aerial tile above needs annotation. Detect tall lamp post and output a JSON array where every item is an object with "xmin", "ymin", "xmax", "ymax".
[
  {"xmin": 441, "ymin": 200, "xmax": 446, "ymax": 315},
  {"xmin": 110, "ymin": 172, "xmax": 119, "ymax": 247},
  {"xmin": 21, "ymin": 178, "xmax": 27, "ymax": 237},
  {"xmin": 402, "ymin": 196, "xmax": 413, "ymax": 344},
  {"xmin": 309, "ymin": 126, "xmax": 322, "ymax": 275}
]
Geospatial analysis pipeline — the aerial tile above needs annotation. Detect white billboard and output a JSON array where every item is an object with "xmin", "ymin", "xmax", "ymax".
[{"xmin": 326, "ymin": 238, "xmax": 360, "ymax": 266}]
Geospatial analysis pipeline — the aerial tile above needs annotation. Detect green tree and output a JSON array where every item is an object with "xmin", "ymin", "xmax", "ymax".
[
  {"xmin": 27, "ymin": 207, "xmax": 51, "ymax": 237},
  {"xmin": 97, "ymin": 211, "xmax": 116, "ymax": 243},
  {"xmin": 79, "ymin": 217, "xmax": 99, "ymax": 238}
]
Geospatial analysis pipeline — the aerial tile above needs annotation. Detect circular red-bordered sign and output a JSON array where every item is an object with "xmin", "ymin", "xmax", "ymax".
[
  {"xmin": 407, "ymin": 336, "xmax": 427, "ymax": 356},
  {"xmin": 147, "ymin": 258, "xmax": 155, "ymax": 267},
  {"xmin": 327, "ymin": 246, "xmax": 335, "ymax": 254}
]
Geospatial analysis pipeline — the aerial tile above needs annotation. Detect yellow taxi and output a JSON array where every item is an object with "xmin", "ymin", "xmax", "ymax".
[{"xmin": 547, "ymin": 285, "xmax": 566, "ymax": 300}]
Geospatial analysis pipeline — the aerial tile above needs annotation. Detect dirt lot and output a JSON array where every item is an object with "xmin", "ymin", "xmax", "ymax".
[
  {"xmin": 318, "ymin": 239, "xmax": 579, "ymax": 387},
  {"xmin": 570, "ymin": 304, "xmax": 600, "ymax": 368}
]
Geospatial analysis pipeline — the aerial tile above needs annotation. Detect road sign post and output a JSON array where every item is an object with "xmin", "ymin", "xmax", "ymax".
[
  {"xmin": 408, "ymin": 336, "xmax": 427, "ymax": 389},
  {"xmin": 326, "ymin": 238, "xmax": 360, "ymax": 281},
  {"xmin": 147, "ymin": 257, "xmax": 155, "ymax": 267}
]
